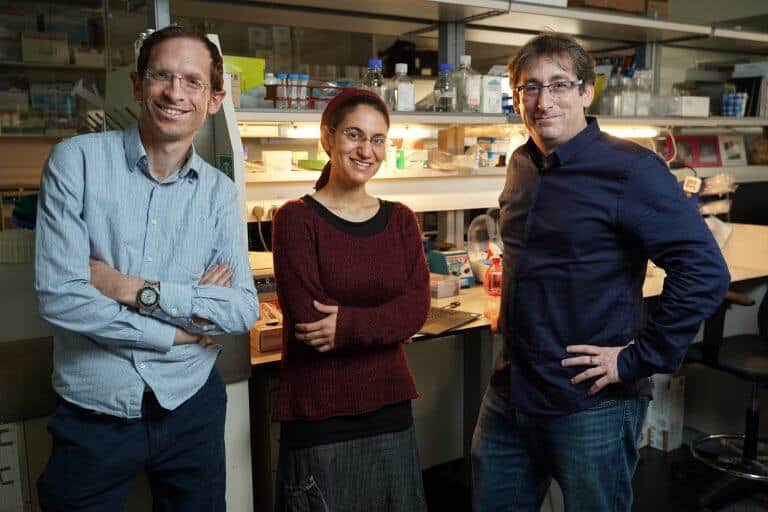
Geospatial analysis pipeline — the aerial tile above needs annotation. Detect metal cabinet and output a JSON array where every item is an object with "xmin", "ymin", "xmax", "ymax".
[{"xmin": 0, "ymin": 424, "xmax": 24, "ymax": 512}]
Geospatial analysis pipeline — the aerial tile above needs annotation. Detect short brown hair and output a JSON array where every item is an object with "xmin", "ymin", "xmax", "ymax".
[
  {"xmin": 508, "ymin": 32, "xmax": 596, "ymax": 94},
  {"xmin": 137, "ymin": 25, "xmax": 224, "ymax": 92}
]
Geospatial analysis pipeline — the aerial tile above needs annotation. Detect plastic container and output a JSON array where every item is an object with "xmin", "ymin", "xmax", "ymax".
[
  {"xmin": 434, "ymin": 63, "xmax": 457, "ymax": 112},
  {"xmin": 483, "ymin": 258, "xmax": 503, "ymax": 296},
  {"xmin": 362, "ymin": 58, "xmax": 386, "ymax": 100},
  {"xmin": 390, "ymin": 63, "xmax": 415, "ymax": 112},
  {"xmin": 454, "ymin": 55, "xmax": 481, "ymax": 113}
]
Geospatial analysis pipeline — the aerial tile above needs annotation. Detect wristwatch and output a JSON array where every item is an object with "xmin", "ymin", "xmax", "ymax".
[{"xmin": 137, "ymin": 280, "xmax": 160, "ymax": 314}]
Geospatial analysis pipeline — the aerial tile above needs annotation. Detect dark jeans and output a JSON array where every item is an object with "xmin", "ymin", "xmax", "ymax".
[
  {"xmin": 38, "ymin": 368, "xmax": 227, "ymax": 512},
  {"xmin": 471, "ymin": 385, "xmax": 648, "ymax": 512}
]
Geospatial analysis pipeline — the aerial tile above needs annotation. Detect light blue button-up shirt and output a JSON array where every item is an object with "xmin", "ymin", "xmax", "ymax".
[{"xmin": 35, "ymin": 123, "xmax": 259, "ymax": 418}]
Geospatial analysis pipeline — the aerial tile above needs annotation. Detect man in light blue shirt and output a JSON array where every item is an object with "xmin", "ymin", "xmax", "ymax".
[{"xmin": 35, "ymin": 25, "xmax": 259, "ymax": 510}]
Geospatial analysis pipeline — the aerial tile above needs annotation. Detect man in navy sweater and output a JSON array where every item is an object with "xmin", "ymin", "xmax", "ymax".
[{"xmin": 471, "ymin": 32, "xmax": 730, "ymax": 511}]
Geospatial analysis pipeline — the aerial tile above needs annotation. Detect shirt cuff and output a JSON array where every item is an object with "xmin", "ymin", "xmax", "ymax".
[
  {"xmin": 159, "ymin": 281, "xmax": 194, "ymax": 318},
  {"xmin": 138, "ymin": 315, "xmax": 176, "ymax": 353}
]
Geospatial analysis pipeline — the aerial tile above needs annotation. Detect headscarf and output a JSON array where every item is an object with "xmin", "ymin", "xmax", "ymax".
[{"xmin": 315, "ymin": 87, "xmax": 390, "ymax": 190}]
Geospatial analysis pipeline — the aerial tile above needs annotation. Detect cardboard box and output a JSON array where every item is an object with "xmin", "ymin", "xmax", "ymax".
[
  {"xmin": 646, "ymin": 374, "xmax": 685, "ymax": 452},
  {"xmin": 569, "ymin": 0, "xmax": 645, "ymax": 13},
  {"xmin": 0, "ymin": 90, "xmax": 28, "ymax": 112},
  {"xmin": 646, "ymin": 0, "xmax": 669, "ymax": 18},
  {"xmin": 72, "ymin": 48, "xmax": 104, "ymax": 67},
  {"xmin": 22, "ymin": 32, "xmax": 69, "ymax": 64}
]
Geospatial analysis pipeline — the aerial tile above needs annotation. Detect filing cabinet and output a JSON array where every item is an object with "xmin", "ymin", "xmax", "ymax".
[{"xmin": 0, "ymin": 423, "xmax": 24, "ymax": 512}]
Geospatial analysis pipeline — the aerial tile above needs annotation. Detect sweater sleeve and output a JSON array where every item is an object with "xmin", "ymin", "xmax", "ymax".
[
  {"xmin": 616, "ymin": 153, "xmax": 730, "ymax": 382},
  {"xmin": 272, "ymin": 202, "xmax": 336, "ymax": 329},
  {"xmin": 333, "ymin": 206, "xmax": 431, "ymax": 348}
]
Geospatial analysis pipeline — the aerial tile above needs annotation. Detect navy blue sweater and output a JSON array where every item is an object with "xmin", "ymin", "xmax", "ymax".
[{"xmin": 491, "ymin": 118, "xmax": 730, "ymax": 415}]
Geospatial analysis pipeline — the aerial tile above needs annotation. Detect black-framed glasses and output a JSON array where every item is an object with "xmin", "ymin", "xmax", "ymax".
[
  {"xmin": 515, "ymin": 79, "xmax": 583, "ymax": 99},
  {"xmin": 144, "ymin": 67, "xmax": 209, "ymax": 93},
  {"xmin": 332, "ymin": 127, "xmax": 388, "ymax": 148}
]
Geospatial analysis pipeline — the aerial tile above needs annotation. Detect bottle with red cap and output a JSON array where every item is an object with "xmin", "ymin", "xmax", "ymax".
[{"xmin": 483, "ymin": 257, "xmax": 502, "ymax": 296}]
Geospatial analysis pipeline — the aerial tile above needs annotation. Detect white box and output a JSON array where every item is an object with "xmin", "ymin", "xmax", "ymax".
[
  {"xmin": 262, "ymin": 151, "xmax": 292, "ymax": 176},
  {"xmin": 651, "ymin": 95, "xmax": 710, "ymax": 117},
  {"xmin": 646, "ymin": 374, "xmax": 685, "ymax": 452},
  {"xmin": 21, "ymin": 32, "xmax": 69, "ymax": 64},
  {"xmin": 481, "ymin": 75, "xmax": 503, "ymax": 114}
]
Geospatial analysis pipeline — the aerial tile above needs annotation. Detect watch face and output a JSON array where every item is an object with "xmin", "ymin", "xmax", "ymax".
[{"xmin": 140, "ymin": 287, "xmax": 158, "ymax": 306}]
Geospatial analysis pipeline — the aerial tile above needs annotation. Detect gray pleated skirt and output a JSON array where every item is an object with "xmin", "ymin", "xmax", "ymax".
[{"xmin": 275, "ymin": 425, "xmax": 427, "ymax": 512}]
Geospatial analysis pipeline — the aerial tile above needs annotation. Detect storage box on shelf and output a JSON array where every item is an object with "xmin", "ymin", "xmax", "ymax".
[{"xmin": 21, "ymin": 32, "xmax": 69, "ymax": 64}]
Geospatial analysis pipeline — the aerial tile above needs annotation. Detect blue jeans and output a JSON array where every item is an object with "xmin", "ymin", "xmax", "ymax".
[
  {"xmin": 38, "ymin": 368, "xmax": 227, "ymax": 512},
  {"xmin": 471, "ymin": 386, "xmax": 648, "ymax": 512}
]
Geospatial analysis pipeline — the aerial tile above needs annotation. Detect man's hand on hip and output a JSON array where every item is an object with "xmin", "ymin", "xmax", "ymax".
[
  {"xmin": 89, "ymin": 259, "xmax": 142, "ymax": 307},
  {"xmin": 561, "ymin": 341, "xmax": 634, "ymax": 396}
]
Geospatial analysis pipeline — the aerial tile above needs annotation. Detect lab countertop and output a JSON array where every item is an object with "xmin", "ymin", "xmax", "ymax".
[{"xmin": 250, "ymin": 223, "xmax": 768, "ymax": 366}]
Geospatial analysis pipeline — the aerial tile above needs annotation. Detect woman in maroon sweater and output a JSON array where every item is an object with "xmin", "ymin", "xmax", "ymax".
[{"xmin": 271, "ymin": 88, "xmax": 431, "ymax": 511}]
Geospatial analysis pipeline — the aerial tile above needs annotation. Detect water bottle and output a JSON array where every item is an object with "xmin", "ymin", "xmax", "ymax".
[
  {"xmin": 390, "ymin": 63, "xmax": 415, "ymax": 112},
  {"xmin": 483, "ymin": 257, "xmax": 503, "ymax": 296},
  {"xmin": 433, "ymin": 63, "xmax": 456, "ymax": 112},
  {"xmin": 362, "ymin": 59, "xmax": 386, "ymax": 100},
  {"xmin": 454, "ymin": 55, "xmax": 481, "ymax": 113}
]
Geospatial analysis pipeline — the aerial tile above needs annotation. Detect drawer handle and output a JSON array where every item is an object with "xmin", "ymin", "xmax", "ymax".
[{"xmin": 0, "ymin": 466, "xmax": 15, "ymax": 485}]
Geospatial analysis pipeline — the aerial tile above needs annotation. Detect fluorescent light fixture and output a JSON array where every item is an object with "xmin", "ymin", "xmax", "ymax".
[
  {"xmin": 388, "ymin": 125, "xmax": 438, "ymax": 139},
  {"xmin": 602, "ymin": 126, "xmax": 660, "ymax": 138},
  {"xmin": 237, "ymin": 123, "xmax": 279, "ymax": 138}
]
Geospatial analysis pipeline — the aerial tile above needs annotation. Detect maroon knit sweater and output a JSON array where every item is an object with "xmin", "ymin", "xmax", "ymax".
[{"xmin": 271, "ymin": 196, "xmax": 430, "ymax": 421}]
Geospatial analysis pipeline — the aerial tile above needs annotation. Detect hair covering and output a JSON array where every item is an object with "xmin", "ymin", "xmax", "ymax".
[{"xmin": 314, "ymin": 87, "xmax": 390, "ymax": 190}]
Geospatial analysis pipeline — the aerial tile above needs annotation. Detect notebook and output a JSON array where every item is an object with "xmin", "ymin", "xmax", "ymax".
[{"xmin": 418, "ymin": 307, "xmax": 481, "ymax": 336}]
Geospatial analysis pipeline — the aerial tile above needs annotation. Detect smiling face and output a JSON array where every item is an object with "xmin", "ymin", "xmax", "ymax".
[
  {"xmin": 131, "ymin": 36, "xmax": 224, "ymax": 146},
  {"xmin": 515, "ymin": 54, "xmax": 594, "ymax": 154},
  {"xmin": 321, "ymin": 104, "xmax": 388, "ymax": 188}
]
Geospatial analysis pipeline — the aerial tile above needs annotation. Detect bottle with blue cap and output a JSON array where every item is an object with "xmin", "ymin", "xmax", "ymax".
[
  {"xmin": 433, "ymin": 63, "xmax": 457, "ymax": 112},
  {"xmin": 275, "ymin": 72, "xmax": 288, "ymax": 109},
  {"xmin": 362, "ymin": 58, "xmax": 386, "ymax": 100}
]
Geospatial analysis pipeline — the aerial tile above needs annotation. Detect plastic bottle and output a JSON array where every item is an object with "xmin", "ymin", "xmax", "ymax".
[
  {"xmin": 620, "ymin": 75, "xmax": 636, "ymax": 116},
  {"xmin": 275, "ymin": 72, "xmax": 288, "ymax": 109},
  {"xmin": 454, "ymin": 55, "xmax": 481, "ymax": 113},
  {"xmin": 634, "ymin": 71, "xmax": 652, "ymax": 116},
  {"xmin": 483, "ymin": 257, "xmax": 503, "ymax": 296},
  {"xmin": 599, "ymin": 75, "xmax": 620, "ymax": 116},
  {"xmin": 298, "ymin": 73, "xmax": 310, "ymax": 109},
  {"xmin": 433, "ymin": 63, "xmax": 457, "ymax": 112},
  {"xmin": 390, "ymin": 63, "xmax": 415, "ymax": 112},
  {"xmin": 362, "ymin": 59, "xmax": 386, "ymax": 100},
  {"xmin": 288, "ymin": 73, "xmax": 300, "ymax": 109}
]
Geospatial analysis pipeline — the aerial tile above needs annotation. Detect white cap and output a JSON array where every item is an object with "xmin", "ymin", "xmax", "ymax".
[
  {"xmin": 395, "ymin": 63, "xmax": 408, "ymax": 74},
  {"xmin": 460, "ymin": 55, "xmax": 472, "ymax": 66}
]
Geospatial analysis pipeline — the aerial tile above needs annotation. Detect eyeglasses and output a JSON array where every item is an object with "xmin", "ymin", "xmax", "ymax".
[
  {"xmin": 144, "ymin": 67, "xmax": 209, "ymax": 93},
  {"xmin": 332, "ymin": 127, "xmax": 387, "ymax": 149},
  {"xmin": 515, "ymin": 79, "xmax": 583, "ymax": 100}
]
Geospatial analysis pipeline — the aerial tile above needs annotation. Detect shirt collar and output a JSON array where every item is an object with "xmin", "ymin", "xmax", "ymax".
[
  {"xmin": 524, "ymin": 116, "xmax": 601, "ymax": 169},
  {"xmin": 123, "ymin": 123, "xmax": 200, "ymax": 179}
]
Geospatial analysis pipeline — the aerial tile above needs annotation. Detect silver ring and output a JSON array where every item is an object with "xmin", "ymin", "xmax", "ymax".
[{"xmin": 589, "ymin": 356, "xmax": 594, "ymax": 366}]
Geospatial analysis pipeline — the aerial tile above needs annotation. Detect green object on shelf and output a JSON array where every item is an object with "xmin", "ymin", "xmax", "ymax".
[{"xmin": 297, "ymin": 159, "xmax": 326, "ymax": 171}]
